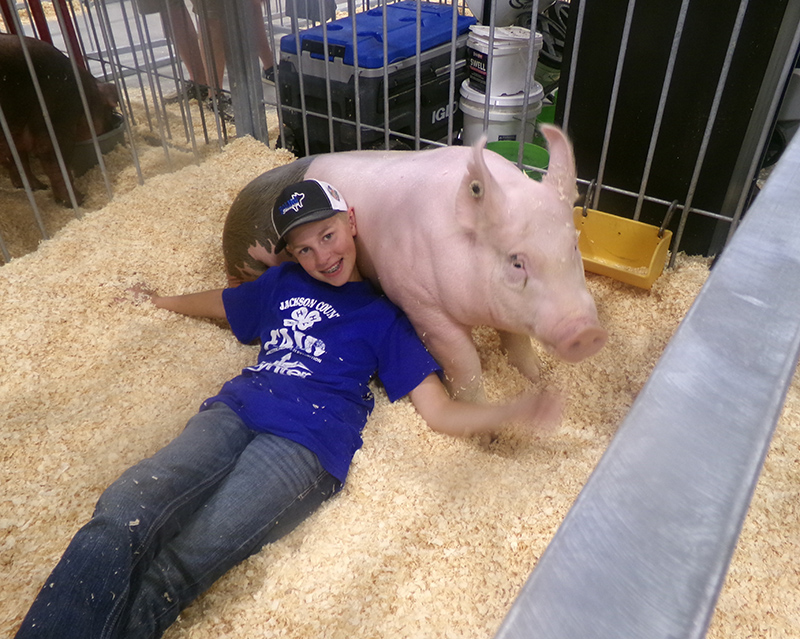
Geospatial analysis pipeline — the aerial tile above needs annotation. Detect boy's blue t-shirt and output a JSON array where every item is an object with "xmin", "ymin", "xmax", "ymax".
[{"xmin": 202, "ymin": 262, "xmax": 440, "ymax": 483}]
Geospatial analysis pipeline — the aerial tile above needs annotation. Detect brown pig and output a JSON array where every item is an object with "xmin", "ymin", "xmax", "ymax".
[{"xmin": 0, "ymin": 33, "xmax": 118, "ymax": 206}]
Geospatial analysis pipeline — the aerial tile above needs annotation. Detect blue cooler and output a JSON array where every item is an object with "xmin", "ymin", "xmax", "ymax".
[{"xmin": 279, "ymin": 2, "xmax": 476, "ymax": 154}]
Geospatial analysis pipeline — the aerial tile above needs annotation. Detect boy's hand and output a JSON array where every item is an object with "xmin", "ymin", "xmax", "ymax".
[
  {"xmin": 126, "ymin": 282, "xmax": 159, "ymax": 305},
  {"xmin": 120, "ymin": 284, "xmax": 225, "ymax": 319},
  {"xmin": 409, "ymin": 373, "xmax": 563, "ymax": 439},
  {"xmin": 147, "ymin": 288, "xmax": 227, "ymax": 319},
  {"xmin": 112, "ymin": 282, "xmax": 156, "ymax": 305},
  {"xmin": 509, "ymin": 387, "xmax": 563, "ymax": 436}
]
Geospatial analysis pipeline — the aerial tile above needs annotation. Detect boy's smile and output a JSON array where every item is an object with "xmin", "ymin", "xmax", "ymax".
[{"xmin": 286, "ymin": 210, "xmax": 361, "ymax": 286}]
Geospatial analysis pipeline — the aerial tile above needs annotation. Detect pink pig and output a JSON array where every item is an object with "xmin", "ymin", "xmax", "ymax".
[{"xmin": 223, "ymin": 125, "xmax": 607, "ymax": 400}]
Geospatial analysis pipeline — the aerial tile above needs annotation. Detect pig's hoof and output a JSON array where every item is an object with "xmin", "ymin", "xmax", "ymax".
[
  {"xmin": 55, "ymin": 190, "xmax": 85, "ymax": 207},
  {"xmin": 9, "ymin": 176, "xmax": 45, "ymax": 190},
  {"xmin": 478, "ymin": 432, "xmax": 500, "ymax": 448}
]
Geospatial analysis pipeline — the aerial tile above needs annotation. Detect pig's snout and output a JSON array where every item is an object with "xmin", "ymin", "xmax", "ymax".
[{"xmin": 554, "ymin": 323, "xmax": 608, "ymax": 363}]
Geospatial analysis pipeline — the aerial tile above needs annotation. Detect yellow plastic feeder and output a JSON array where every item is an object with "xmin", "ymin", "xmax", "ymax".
[{"xmin": 573, "ymin": 201, "xmax": 675, "ymax": 290}]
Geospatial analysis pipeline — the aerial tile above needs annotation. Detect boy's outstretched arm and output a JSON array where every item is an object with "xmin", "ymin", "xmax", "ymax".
[
  {"xmin": 151, "ymin": 289, "xmax": 226, "ymax": 319},
  {"xmin": 408, "ymin": 373, "xmax": 562, "ymax": 438}
]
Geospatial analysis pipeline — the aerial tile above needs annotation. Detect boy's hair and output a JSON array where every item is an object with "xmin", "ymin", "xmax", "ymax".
[{"xmin": 273, "ymin": 179, "xmax": 348, "ymax": 252}]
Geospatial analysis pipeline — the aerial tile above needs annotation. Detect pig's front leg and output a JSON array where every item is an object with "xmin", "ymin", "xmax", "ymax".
[
  {"xmin": 42, "ymin": 149, "xmax": 82, "ymax": 206},
  {"xmin": 498, "ymin": 330, "xmax": 541, "ymax": 382},
  {"xmin": 2, "ymin": 151, "xmax": 47, "ymax": 191},
  {"xmin": 416, "ymin": 319, "xmax": 486, "ymax": 403}
]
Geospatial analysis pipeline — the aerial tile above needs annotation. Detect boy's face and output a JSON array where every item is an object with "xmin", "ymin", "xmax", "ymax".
[{"xmin": 286, "ymin": 210, "xmax": 361, "ymax": 286}]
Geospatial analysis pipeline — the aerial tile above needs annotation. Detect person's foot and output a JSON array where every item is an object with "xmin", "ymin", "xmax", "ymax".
[
  {"xmin": 164, "ymin": 80, "xmax": 210, "ymax": 103},
  {"xmin": 207, "ymin": 92, "xmax": 235, "ymax": 122},
  {"xmin": 262, "ymin": 67, "xmax": 275, "ymax": 84}
]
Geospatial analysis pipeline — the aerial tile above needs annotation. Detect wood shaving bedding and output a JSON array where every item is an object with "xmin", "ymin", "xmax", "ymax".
[{"xmin": 1, "ymin": 138, "xmax": 798, "ymax": 638}]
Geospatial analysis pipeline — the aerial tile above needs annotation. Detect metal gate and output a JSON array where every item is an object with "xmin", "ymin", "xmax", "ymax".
[{"xmin": 2, "ymin": 0, "xmax": 798, "ymax": 264}]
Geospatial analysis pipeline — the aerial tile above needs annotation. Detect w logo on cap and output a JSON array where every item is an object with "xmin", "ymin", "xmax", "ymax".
[
  {"xmin": 279, "ymin": 192, "xmax": 305, "ymax": 215},
  {"xmin": 272, "ymin": 179, "xmax": 350, "ymax": 253}
]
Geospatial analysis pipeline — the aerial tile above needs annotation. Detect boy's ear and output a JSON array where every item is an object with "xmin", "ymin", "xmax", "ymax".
[{"xmin": 348, "ymin": 207, "xmax": 357, "ymax": 235}]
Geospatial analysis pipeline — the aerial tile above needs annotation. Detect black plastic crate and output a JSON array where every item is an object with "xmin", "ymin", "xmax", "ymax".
[{"xmin": 278, "ymin": 2, "xmax": 475, "ymax": 154}]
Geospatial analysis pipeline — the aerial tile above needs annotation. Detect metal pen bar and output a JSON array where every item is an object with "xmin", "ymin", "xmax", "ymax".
[
  {"xmin": 348, "ymin": 0, "xmax": 363, "ymax": 150},
  {"xmin": 263, "ymin": 0, "xmax": 287, "ymax": 149},
  {"xmin": 580, "ymin": 178, "xmax": 731, "ymax": 224},
  {"xmin": 291, "ymin": 3, "xmax": 311, "ymax": 155},
  {"xmin": 481, "ymin": 0, "xmax": 496, "ymax": 133},
  {"xmin": 194, "ymin": 0, "xmax": 226, "ymax": 144},
  {"xmin": 495, "ymin": 118, "xmax": 800, "ymax": 639},
  {"xmin": 0, "ymin": 224, "xmax": 9, "ymax": 264},
  {"xmin": 137, "ymin": 0, "xmax": 175, "ymax": 141},
  {"xmin": 516, "ymin": 0, "xmax": 539, "ymax": 167},
  {"xmin": 445, "ymin": 0, "xmax": 459, "ymax": 145},
  {"xmin": 632, "ymin": 0, "xmax": 690, "ymax": 221},
  {"xmin": 94, "ymin": 0, "xmax": 145, "ymax": 186},
  {"xmin": 414, "ymin": 0, "xmax": 422, "ymax": 149},
  {"xmin": 560, "ymin": 0, "xmax": 586, "ymax": 134},
  {"xmin": 278, "ymin": 101, "xmax": 445, "ymax": 147},
  {"xmin": 722, "ymin": 0, "xmax": 800, "ymax": 246},
  {"xmin": 0, "ymin": 100, "xmax": 48, "ymax": 249},
  {"xmin": 592, "ymin": 0, "xmax": 636, "ymax": 210},
  {"xmin": 223, "ymin": 0, "xmax": 269, "ymax": 143},
  {"xmin": 65, "ymin": 0, "xmax": 90, "ymax": 69},
  {"xmin": 20, "ymin": 0, "xmax": 35, "ymax": 36},
  {"xmin": 321, "ymin": 0, "xmax": 336, "ymax": 152},
  {"xmin": 76, "ymin": 0, "xmax": 113, "ymax": 84},
  {"xmin": 281, "ymin": 0, "xmax": 291, "ymax": 30},
  {"xmin": 117, "ymin": 0, "xmax": 154, "ymax": 128},
  {"xmin": 382, "ymin": 0, "xmax": 391, "ymax": 148},
  {"xmin": 158, "ymin": 0, "xmax": 202, "ymax": 154},
  {"xmin": 51, "ymin": 0, "xmax": 113, "ymax": 200},
  {"xmin": 0, "ymin": 0, "xmax": 17, "ymax": 36},
  {"xmin": 54, "ymin": 0, "xmax": 85, "ymax": 68},
  {"xmin": 26, "ymin": 0, "xmax": 52, "ymax": 44},
  {"xmin": 127, "ymin": 0, "xmax": 175, "ymax": 155},
  {"xmin": 669, "ymin": 0, "xmax": 749, "ymax": 268}
]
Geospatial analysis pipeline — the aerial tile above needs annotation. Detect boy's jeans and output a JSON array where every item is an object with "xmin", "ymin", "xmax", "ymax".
[{"xmin": 15, "ymin": 402, "xmax": 339, "ymax": 639}]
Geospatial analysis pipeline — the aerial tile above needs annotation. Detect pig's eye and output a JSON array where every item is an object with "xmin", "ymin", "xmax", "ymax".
[{"xmin": 506, "ymin": 254, "xmax": 528, "ymax": 289}]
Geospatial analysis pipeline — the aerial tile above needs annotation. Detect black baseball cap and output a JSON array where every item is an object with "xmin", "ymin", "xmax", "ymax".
[{"xmin": 272, "ymin": 179, "xmax": 349, "ymax": 253}]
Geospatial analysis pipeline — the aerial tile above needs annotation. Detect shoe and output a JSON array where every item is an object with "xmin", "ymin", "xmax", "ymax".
[
  {"xmin": 165, "ymin": 80, "xmax": 209, "ymax": 103},
  {"xmin": 263, "ymin": 67, "xmax": 275, "ymax": 84},
  {"xmin": 207, "ymin": 92, "xmax": 235, "ymax": 123}
]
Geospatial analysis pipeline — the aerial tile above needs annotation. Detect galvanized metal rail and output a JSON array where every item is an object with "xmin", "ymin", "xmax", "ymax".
[
  {"xmin": 3, "ymin": 0, "xmax": 798, "ymax": 272},
  {"xmin": 494, "ymin": 126, "xmax": 800, "ymax": 639}
]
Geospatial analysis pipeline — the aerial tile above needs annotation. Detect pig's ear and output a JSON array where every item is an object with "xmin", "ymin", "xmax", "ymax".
[
  {"xmin": 541, "ymin": 124, "xmax": 579, "ymax": 206},
  {"xmin": 455, "ymin": 135, "xmax": 508, "ymax": 233}
]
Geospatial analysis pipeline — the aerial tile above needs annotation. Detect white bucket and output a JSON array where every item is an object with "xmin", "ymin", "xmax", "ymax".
[
  {"xmin": 464, "ymin": 0, "xmax": 531, "ymax": 28},
  {"xmin": 460, "ymin": 79, "xmax": 543, "ymax": 145},
  {"xmin": 467, "ymin": 26, "xmax": 543, "ymax": 96}
]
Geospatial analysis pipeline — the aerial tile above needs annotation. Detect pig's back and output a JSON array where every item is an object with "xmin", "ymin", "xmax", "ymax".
[
  {"xmin": 0, "ymin": 35, "xmax": 82, "ymax": 127},
  {"xmin": 306, "ymin": 146, "xmax": 471, "ymax": 223},
  {"xmin": 306, "ymin": 146, "xmax": 493, "ymax": 314}
]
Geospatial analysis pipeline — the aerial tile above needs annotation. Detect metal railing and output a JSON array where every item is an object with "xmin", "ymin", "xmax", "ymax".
[
  {"xmin": 494, "ymin": 108, "xmax": 800, "ymax": 639},
  {"xmin": 2, "ymin": 0, "xmax": 798, "ymax": 264}
]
